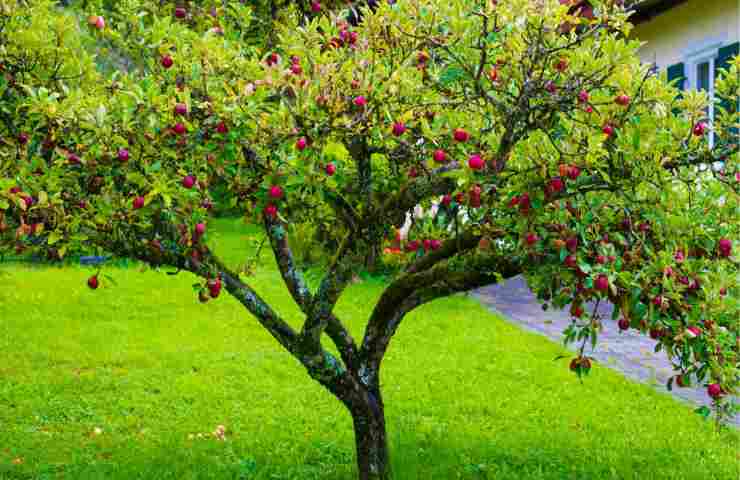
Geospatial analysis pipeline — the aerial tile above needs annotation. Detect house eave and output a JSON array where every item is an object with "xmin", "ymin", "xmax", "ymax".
[{"xmin": 629, "ymin": 0, "xmax": 689, "ymax": 25}]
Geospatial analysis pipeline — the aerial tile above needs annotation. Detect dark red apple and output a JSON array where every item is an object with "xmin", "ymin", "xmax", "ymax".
[
  {"xmin": 325, "ymin": 163, "xmax": 336, "ymax": 175},
  {"xmin": 18, "ymin": 133, "xmax": 29, "ymax": 145},
  {"xmin": 161, "ymin": 55, "xmax": 174, "ymax": 69},
  {"xmin": 392, "ymin": 122, "xmax": 406, "ymax": 136},
  {"xmin": 525, "ymin": 232, "xmax": 538, "ymax": 246},
  {"xmin": 578, "ymin": 90, "xmax": 589, "ymax": 103},
  {"xmin": 216, "ymin": 121, "xmax": 228, "ymax": 134},
  {"xmin": 566, "ymin": 236, "xmax": 578, "ymax": 252},
  {"xmin": 87, "ymin": 275, "xmax": 99, "ymax": 290},
  {"xmin": 296, "ymin": 137, "xmax": 307, "ymax": 150},
  {"xmin": 594, "ymin": 274, "xmax": 609, "ymax": 291},
  {"xmin": 173, "ymin": 122, "xmax": 186, "ymax": 135},
  {"xmin": 174, "ymin": 7, "xmax": 186, "ymax": 18},
  {"xmin": 618, "ymin": 318, "xmax": 630, "ymax": 331},
  {"xmin": 174, "ymin": 103, "xmax": 187, "ymax": 115},
  {"xmin": 602, "ymin": 123, "xmax": 615, "ymax": 137},
  {"xmin": 133, "ymin": 196, "xmax": 145, "ymax": 210}
]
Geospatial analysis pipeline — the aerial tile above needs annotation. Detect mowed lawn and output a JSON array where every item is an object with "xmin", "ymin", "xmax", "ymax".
[{"xmin": 0, "ymin": 219, "xmax": 738, "ymax": 480}]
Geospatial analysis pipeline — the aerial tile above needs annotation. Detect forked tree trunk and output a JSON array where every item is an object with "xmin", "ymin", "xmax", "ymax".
[{"xmin": 349, "ymin": 391, "xmax": 390, "ymax": 480}]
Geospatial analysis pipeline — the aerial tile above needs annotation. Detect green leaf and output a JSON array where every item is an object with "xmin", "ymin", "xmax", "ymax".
[
  {"xmin": 439, "ymin": 66, "xmax": 465, "ymax": 86},
  {"xmin": 47, "ymin": 231, "xmax": 62, "ymax": 245},
  {"xmin": 694, "ymin": 406, "xmax": 711, "ymax": 419}
]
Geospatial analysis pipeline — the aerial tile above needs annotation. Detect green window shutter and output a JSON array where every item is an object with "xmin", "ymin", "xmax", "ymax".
[
  {"xmin": 715, "ymin": 42, "xmax": 739, "ymax": 144},
  {"xmin": 667, "ymin": 63, "xmax": 685, "ymax": 115},
  {"xmin": 667, "ymin": 63, "xmax": 686, "ymax": 91}
]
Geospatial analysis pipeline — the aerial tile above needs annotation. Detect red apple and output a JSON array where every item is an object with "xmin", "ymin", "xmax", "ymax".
[
  {"xmin": 269, "ymin": 185, "xmax": 284, "ymax": 200},
  {"xmin": 290, "ymin": 63, "xmax": 302, "ymax": 75},
  {"xmin": 545, "ymin": 80, "xmax": 557, "ymax": 93},
  {"xmin": 216, "ymin": 121, "xmax": 228, "ymax": 134},
  {"xmin": 430, "ymin": 239, "xmax": 442, "ymax": 250},
  {"xmin": 311, "ymin": 1, "xmax": 321, "ymax": 12},
  {"xmin": 18, "ymin": 133, "xmax": 29, "ymax": 145},
  {"xmin": 87, "ymin": 275, "xmax": 99, "ymax": 290},
  {"xmin": 182, "ymin": 175, "xmax": 196, "ymax": 189},
  {"xmin": 596, "ymin": 255, "xmax": 607, "ymax": 264},
  {"xmin": 173, "ymin": 122, "xmax": 186, "ymax": 135},
  {"xmin": 208, "ymin": 277, "xmax": 222, "ymax": 298},
  {"xmin": 693, "ymin": 122, "xmax": 707, "ymax": 136},
  {"xmin": 423, "ymin": 239, "xmax": 432, "ymax": 251},
  {"xmin": 615, "ymin": 94, "xmax": 630, "ymax": 106},
  {"xmin": 453, "ymin": 128, "xmax": 469, "ymax": 142},
  {"xmin": 296, "ymin": 137, "xmax": 308, "ymax": 150},
  {"xmin": 264, "ymin": 204, "xmax": 278, "ymax": 219},
  {"xmin": 707, "ymin": 383, "xmax": 723, "ymax": 399},
  {"xmin": 602, "ymin": 123, "xmax": 614, "ymax": 137},
  {"xmin": 353, "ymin": 96, "xmax": 367, "ymax": 107},
  {"xmin": 525, "ymin": 232, "xmax": 538, "ymax": 246},
  {"xmin": 325, "ymin": 163, "xmax": 336, "ymax": 176},
  {"xmin": 549, "ymin": 177, "xmax": 564, "ymax": 193},
  {"xmin": 94, "ymin": 16, "xmax": 105, "ymax": 30},
  {"xmin": 433, "ymin": 149, "xmax": 447, "ymax": 163},
  {"xmin": 595, "ymin": 274, "xmax": 609, "ymax": 291},
  {"xmin": 441, "ymin": 194, "xmax": 452, "ymax": 206},
  {"xmin": 195, "ymin": 223, "xmax": 206, "ymax": 236},
  {"xmin": 118, "ymin": 148, "xmax": 129, "ymax": 162},
  {"xmin": 468, "ymin": 154, "xmax": 484, "ymax": 170},
  {"xmin": 174, "ymin": 103, "xmax": 187, "ymax": 115},
  {"xmin": 718, "ymin": 238, "xmax": 732, "ymax": 257},
  {"xmin": 567, "ymin": 165, "xmax": 580, "ymax": 180},
  {"xmin": 566, "ymin": 236, "xmax": 578, "ymax": 252},
  {"xmin": 618, "ymin": 318, "xmax": 630, "ymax": 331},
  {"xmin": 133, "ymin": 196, "xmax": 145, "ymax": 210},
  {"xmin": 564, "ymin": 254, "xmax": 577, "ymax": 268},
  {"xmin": 578, "ymin": 90, "xmax": 589, "ymax": 103}
]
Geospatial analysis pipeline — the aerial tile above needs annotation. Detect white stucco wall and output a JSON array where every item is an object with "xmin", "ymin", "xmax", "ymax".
[{"xmin": 632, "ymin": 0, "xmax": 740, "ymax": 67}]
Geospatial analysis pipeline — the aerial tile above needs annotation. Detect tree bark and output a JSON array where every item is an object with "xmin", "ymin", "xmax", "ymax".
[{"xmin": 350, "ymin": 391, "xmax": 390, "ymax": 480}]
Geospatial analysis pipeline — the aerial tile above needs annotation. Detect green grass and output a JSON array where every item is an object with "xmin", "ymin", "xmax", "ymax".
[{"xmin": 1, "ymin": 218, "xmax": 738, "ymax": 479}]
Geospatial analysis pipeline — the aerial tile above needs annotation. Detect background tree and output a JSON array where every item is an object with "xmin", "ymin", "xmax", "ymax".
[{"xmin": 1, "ymin": 1, "xmax": 738, "ymax": 479}]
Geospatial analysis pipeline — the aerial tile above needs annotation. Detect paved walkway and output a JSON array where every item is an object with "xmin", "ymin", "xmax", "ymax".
[{"xmin": 474, "ymin": 276, "xmax": 738, "ymax": 427}]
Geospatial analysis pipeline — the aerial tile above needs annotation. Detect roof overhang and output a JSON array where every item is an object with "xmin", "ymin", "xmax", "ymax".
[{"xmin": 629, "ymin": 0, "xmax": 690, "ymax": 25}]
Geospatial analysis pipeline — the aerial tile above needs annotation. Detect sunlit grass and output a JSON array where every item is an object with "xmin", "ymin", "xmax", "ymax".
[{"xmin": 0, "ymin": 218, "xmax": 737, "ymax": 479}]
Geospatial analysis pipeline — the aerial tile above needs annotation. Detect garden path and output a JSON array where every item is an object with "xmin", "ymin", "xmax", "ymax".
[{"xmin": 474, "ymin": 275, "xmax": 739, "ymax": 427}]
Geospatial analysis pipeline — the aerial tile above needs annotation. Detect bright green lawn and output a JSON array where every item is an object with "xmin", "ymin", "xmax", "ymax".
[{"xmin": 0, "ymin": 218, "xmax": 738, "ymax": 479}]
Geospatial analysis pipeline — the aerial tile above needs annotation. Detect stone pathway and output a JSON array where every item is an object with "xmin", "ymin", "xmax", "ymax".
[{"xmin": 474, "ymin": 275, "xmax": 738, "ymax": 427}]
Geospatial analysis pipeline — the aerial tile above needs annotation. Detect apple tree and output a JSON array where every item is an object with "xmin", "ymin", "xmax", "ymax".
[{"xmin": 1, "ymin": 1, "xmax": 738, "ymax": 478}]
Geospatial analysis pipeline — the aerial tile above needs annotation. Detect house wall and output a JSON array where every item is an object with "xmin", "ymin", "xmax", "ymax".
[{"xmin": 632, "ymin": 0, "xmax": 740, "ymax": 67}]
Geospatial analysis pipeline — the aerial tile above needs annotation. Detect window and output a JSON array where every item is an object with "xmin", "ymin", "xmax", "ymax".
[{"xmin": 683, "ymin": 37, "xmax": 725, "ymax": 149}]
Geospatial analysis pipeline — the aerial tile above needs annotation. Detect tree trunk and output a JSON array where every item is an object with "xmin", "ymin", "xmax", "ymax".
[{"xmin": 350, "ymin": 391, "xmax": 390, "ymax": 480}]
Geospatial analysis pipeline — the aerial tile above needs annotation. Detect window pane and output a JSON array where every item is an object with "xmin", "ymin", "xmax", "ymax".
[{"xmin": 697, "ymin": 61, "xmax": 710, "ymax": 91}]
